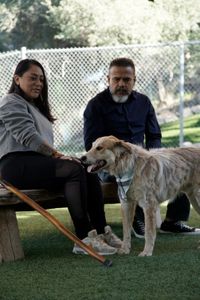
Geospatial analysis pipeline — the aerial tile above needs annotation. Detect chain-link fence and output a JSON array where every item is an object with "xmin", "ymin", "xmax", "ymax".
[{"xmin": 1, "ymin": 41, "xmax": 200, "ymax": 155}]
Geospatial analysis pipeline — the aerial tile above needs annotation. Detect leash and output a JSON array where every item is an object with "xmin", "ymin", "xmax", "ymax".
[{"xmin": 0, "ymin": 178, "xmax": 112, "ymax": 267}]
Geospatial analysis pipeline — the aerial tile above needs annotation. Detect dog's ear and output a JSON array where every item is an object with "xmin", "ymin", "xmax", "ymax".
[
  {"xmin": 114, "ymin": 141, "xmax": 132, "ymax": 157},
  {"xmin": 108, "ymin": 135, "xmax": 119, "ymax": 142}
]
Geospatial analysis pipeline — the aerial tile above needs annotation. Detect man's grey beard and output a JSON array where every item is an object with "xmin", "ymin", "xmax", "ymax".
[{"xmin": 112, "ymin": 94, "xmax": 129, "ymax": 103}]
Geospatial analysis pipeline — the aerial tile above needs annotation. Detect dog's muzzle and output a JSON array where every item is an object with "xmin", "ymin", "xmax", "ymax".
[{"xmin": 80, "ymin": 156, "xmax": 107, "ymax": 173}]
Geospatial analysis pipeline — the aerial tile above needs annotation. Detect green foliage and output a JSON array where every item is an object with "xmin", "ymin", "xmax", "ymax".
[
  {"xmin": 0, "ymin": 2, "xmax": 17, "ymax": 51},
  {"xmin": 48, "ymin": 0, "xmax": 200, "ymax": 47},
  {"xmin": 0, "ymin": 0, "xmax": 200, "ymax": 50},
  {"xmin": 0, "ymin": 0, "xmax": 59, "ymax": 51},
  {"xmin": 48, "ymin": 0, "xmax": 96, "ymax": 47}
]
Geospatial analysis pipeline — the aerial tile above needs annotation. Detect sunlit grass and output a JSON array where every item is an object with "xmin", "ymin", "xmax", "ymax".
[{"xmin": 161, "ymin": 113, "xmax": 200, "ymax": 147}]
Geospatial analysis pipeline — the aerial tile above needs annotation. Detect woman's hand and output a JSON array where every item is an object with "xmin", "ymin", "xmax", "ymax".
[
  {"xmin": 59, "ymin": 155, "xmax": 81, "ymax": 163},
  {"xmin": 52, "ymin": 150, "xmax": 81, "ymax": 163}
]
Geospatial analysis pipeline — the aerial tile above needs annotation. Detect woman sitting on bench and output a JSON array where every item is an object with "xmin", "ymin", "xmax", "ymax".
[{"xmin": 0, "ymin": 59, "xmax": 122, "ymax": 255}]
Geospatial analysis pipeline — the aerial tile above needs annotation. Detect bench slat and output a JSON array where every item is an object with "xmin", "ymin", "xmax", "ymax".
[
  {"xmin": 0, "ymin": 189, "xmax": 63, "ymax": 206},
  {"xmin": 0, "ymin": 182, "xmax": 119, "ymax": 209}
]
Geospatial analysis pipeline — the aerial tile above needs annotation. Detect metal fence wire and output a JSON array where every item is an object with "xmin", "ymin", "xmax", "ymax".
[{"xmin": 1, "ymin": 41, "xmax": 200, "ymax": 155}]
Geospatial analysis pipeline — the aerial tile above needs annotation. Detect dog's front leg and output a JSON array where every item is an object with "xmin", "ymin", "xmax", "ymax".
[
  {"xmin": 139, "ymin": 202, "xmax": 157, "ymax": 257},
  {"xmin": 118, "ymin": 200, "xmax": 136, "ymax": 254}
]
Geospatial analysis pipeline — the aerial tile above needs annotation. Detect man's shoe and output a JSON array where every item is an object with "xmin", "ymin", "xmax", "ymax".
[
  {"xmin": 72, "ymin": 229, "xmax": 117, "ymax": 255},
  {"xmin": 160, "ymin": 221, "xmax": 200, "ymax": 234},
  {"xmin": 103, "ymin": 225, "xmax": 123, "ymax": 248},
  {"xmin": 132, "ymin": 218, "xmax": 145, "ymax": 239}
]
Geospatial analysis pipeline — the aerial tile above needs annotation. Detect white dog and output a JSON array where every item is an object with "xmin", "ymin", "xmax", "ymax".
[{"xmin": 81, "ymin": 135, "xmax": 200, "ymax": 256}]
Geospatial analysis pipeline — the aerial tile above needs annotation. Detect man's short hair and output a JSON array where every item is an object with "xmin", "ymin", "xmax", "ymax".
[{"xmin": 109, "ymin": 57, "xmax": 135, "ymax": 72}]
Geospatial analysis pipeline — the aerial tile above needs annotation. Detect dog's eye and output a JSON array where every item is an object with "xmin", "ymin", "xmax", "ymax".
[{"xmin": 96, "ymin": 146, "xmax": 103, "ymax": 151}]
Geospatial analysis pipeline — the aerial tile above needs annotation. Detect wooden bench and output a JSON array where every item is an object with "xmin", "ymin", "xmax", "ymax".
[{"xmin": 0, "ymin": 182, "xmax": 119, "ymax": 263}]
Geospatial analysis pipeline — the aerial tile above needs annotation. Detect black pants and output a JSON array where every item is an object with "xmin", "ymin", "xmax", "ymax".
[
  {"xmin": 0, "ymin": 152, "xmax": 107, "ymax": 239},
  {"xmin": 134, "ymin": 192, "xmax": 190, "ymax": 222},
  {"xmin": 135, "ymin": 193, "xmax": 190, "ymax": 222},
  {"xmin": 165, "ymin": 193, "xmax": 190, "ymax": 221}
]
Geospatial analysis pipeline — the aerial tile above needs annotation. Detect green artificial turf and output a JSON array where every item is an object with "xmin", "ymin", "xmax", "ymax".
[{"xmin": 0, "ymin": 204, "xmax": 200, "ymax": 300}]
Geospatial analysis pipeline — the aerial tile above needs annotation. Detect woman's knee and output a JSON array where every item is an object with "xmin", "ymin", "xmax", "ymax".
[{"xmin": 55, "ymin": 159, "xmax": 86, "ymax": 180}]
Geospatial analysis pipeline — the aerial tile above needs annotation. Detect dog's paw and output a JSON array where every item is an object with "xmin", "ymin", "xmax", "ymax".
[
  {"xmin": 138, "ymin": 251, "xmax": 152, "ymax": 257},
  {"xmin": 117, "ymin": 247, "xmax": 130, "ymax": 255}
]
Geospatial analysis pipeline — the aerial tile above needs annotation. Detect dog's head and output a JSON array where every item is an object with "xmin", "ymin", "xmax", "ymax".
[{"xmin": 81, "ymin": 135, "xmax": 132, "ymax": 174}]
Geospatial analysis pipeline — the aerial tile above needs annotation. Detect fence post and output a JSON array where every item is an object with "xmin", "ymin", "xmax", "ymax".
[
  {"xmin": 21, "ymin": 47, "xmax": 27, "ymax": 59},
  {"xmin": 179, "ymin": 43, "xmax": 185, "ymax": 146}
]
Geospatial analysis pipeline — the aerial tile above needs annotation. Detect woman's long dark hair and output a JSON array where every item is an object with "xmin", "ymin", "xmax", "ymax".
[{"xmin": 9, "ymin": 59, "xmax": 56, "ymax": 123}]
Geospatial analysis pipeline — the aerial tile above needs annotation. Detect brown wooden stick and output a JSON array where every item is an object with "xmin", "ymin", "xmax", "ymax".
[{"xmin": 0, "ymin": 179, "xmax": 112, "ymax": 267}]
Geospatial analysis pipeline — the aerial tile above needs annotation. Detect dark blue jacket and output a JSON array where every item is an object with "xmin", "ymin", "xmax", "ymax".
[{"xmin": 84, "ymin": 88, "xmax": 162, "ymax": 151}]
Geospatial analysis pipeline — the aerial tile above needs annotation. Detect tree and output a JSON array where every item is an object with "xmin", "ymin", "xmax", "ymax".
[
  {"xmin": 0, "ymin": 0, "xmax": 200, "ymax": 51},
  {"xmin": 47, "ymin": 0, "xmax": 97, "ymax": 47},
  {"xmin": 0, "ymin": 0, "xmax": 60, "ymax": 51},
  {"xmin": 48, "ymin": 0, "xmax": 200, "ymax": 47},
  {"xmin": 0, "ymin": 2, "xmax": 17, "ymax": 51}
]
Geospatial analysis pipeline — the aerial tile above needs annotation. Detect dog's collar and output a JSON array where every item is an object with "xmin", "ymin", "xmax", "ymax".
[{"xmin": 116, "ymin": 172, "xmax": 134, "ymax": 202}]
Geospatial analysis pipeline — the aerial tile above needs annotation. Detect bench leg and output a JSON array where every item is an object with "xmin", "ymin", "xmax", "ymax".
[{"xmin": 0, "ymin": 208, "xmax": 24, "ymax": 263}]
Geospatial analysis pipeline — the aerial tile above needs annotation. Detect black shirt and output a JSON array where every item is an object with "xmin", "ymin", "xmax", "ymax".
[{"xmin": 84, "ymin": 88, "xmax": 162, "ymax": 151}]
